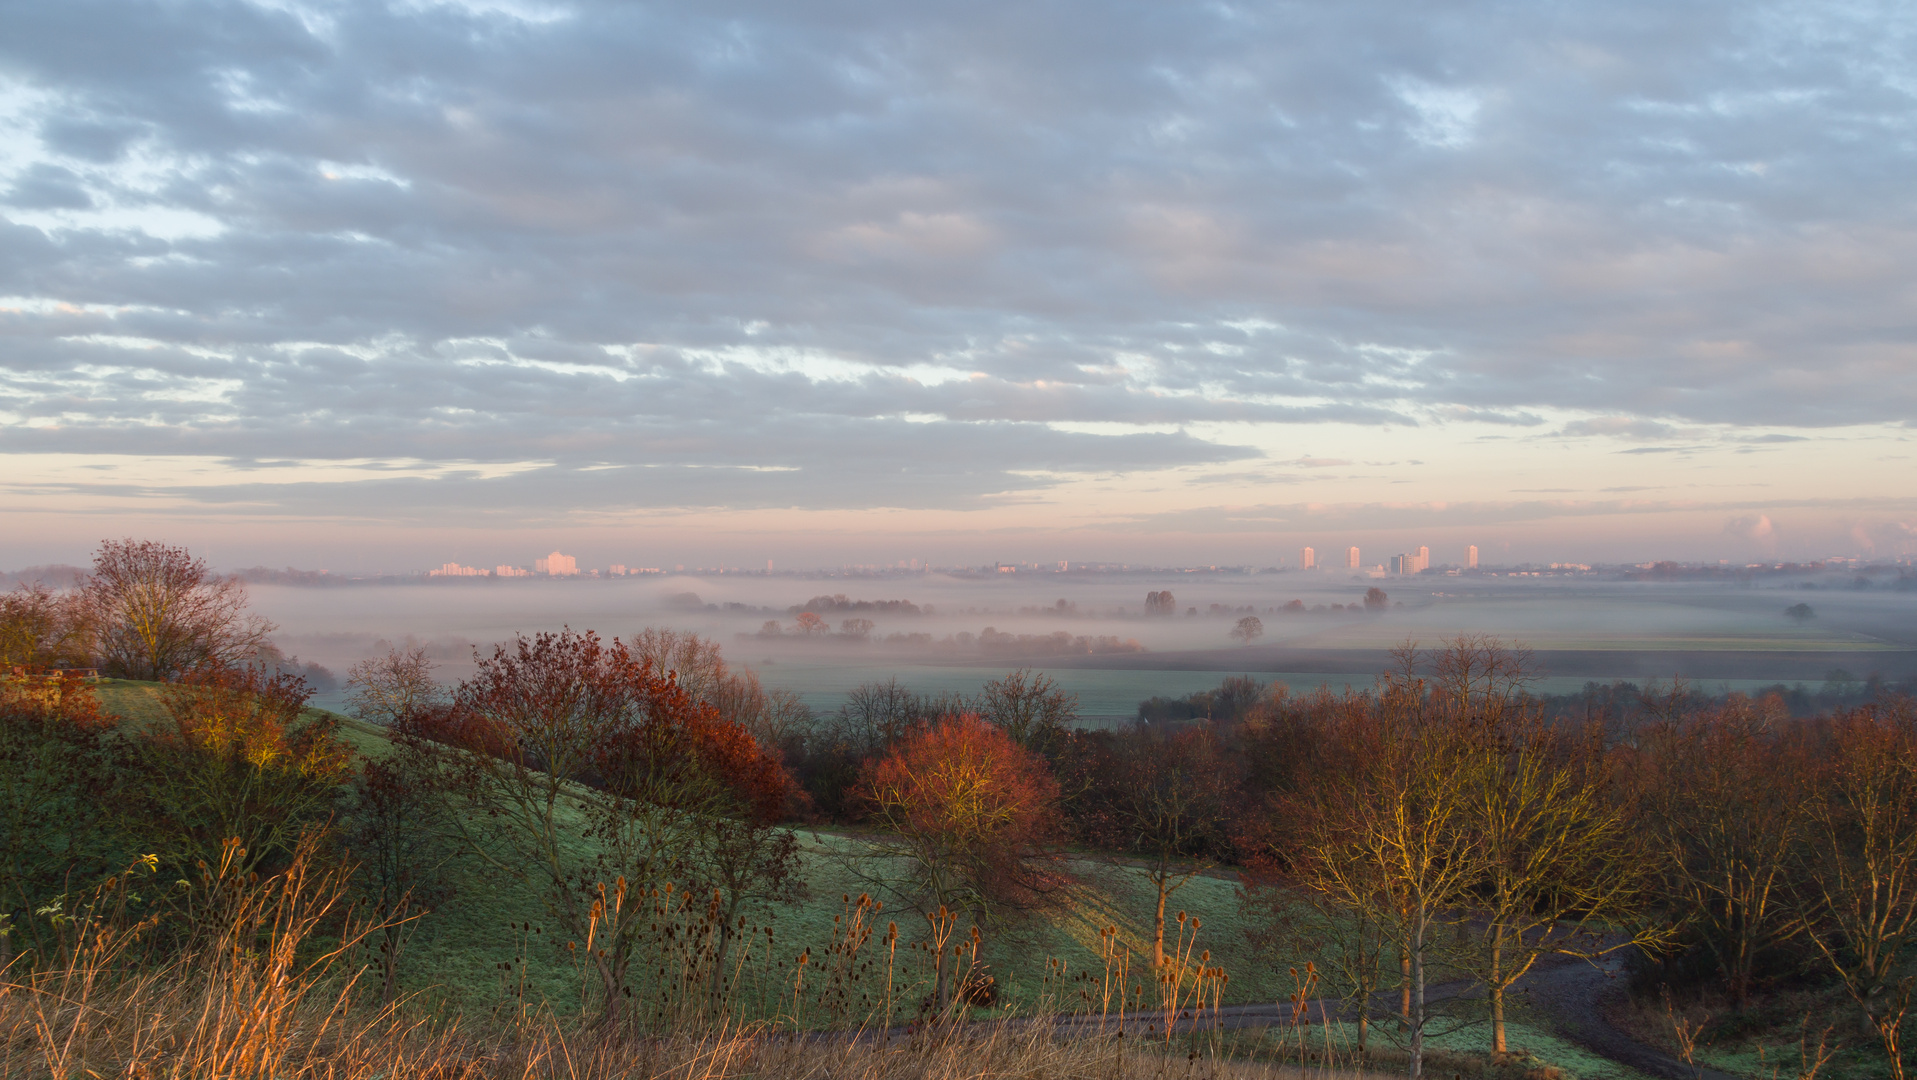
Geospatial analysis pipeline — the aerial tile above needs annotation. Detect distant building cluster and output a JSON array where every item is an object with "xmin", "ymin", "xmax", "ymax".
[
  {"xmin": 534, "ymin": 551, "xmax": 578, "ymax": 576},
  {"xmin": 1389, "ymin": 546, "xmax": 1431, "ymax": 575},
  {"xmin": 427, "ymin": 549, "xmax": 672, "ymax": 579},
  {"xmin": 1287, "ymin": 543, "xmax": 1481, "ymax": 575}
]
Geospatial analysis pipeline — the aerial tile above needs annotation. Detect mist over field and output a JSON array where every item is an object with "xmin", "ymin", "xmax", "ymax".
[{"xmin": 240, "ymin": 569, "xmax": 1917, "ymax": 718}]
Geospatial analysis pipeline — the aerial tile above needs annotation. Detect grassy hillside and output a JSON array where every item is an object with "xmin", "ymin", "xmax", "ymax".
[
  {"xmin": 91, "ymin": 678, "xmax": 1329, "ymax": 1015},
  {"xmin": 94, "ymin": 678, "xmax": 395, "ymax": 758}
]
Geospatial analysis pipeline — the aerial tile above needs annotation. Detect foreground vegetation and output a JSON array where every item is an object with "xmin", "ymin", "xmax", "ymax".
[
  {"xmin": 6, "ymin": 539, "xmax": 1917, "ymax": 1079},
  {"xmin": 0, "ymin": 833, "xmax": 1389, "ymax": 1080}
]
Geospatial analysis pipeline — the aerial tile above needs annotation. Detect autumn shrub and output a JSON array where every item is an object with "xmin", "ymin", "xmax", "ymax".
[
  {"xmin": 0, "ymin": 583, "xmax": 89, "ymax": 672},
  {"xmin": 115, "ymin": 668, "xmax": 354, "ymax": 907}
]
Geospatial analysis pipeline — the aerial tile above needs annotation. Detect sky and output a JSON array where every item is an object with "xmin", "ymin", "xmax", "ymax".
[{"xmin": 2, "ymin": 0, "xmax": 1915, "ymax": 571}]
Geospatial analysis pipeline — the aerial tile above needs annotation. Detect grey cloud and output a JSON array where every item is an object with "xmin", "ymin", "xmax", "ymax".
[
  {"xmin": 1108, "ymin": 496, "xmax": 1917, "ymax": 534},
  {"xmin": 1436, "ymin": 407, "xmax": 1546, "ymax": 426},
  {"xmin": 1, "ymin": 0, "xmax": 1915, "ymax": 515},
  {"xmin": 37, "ymin": 116, "xmax": 146, "ymax": 163},
  {"xmin": 2, "ymin": 421, "xmax": 1254, "ymax": 522},
  {"xmin": 4, "ymin": 164, "xmax": 95, "ymax": 210},
  {"xmin": 1560, "ymin": 417, "xmax": 1684, "ymax": 440}
]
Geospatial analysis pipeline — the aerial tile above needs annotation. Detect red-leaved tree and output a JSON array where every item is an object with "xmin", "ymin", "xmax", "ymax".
[
  {"xmin": 393, "ymin": 629, "xmax": 797, "ymax": 1024},
  {"xmin": 855, "ymin": 713, "xmax": 1060, "ymax": 1004}
]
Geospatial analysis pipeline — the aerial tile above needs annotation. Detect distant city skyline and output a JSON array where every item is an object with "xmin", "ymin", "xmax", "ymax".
[{"xmin": 329, "ymin": 540, "xmax": 1913, "ymax": 581}]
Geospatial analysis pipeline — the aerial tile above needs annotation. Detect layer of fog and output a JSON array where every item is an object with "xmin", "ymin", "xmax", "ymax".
[{"xmin": 242, "ymin": 570, "xmax": 1917, "ymax": 718}]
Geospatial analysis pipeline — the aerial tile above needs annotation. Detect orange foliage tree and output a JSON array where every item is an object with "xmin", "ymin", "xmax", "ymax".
[{"xmin": 855, "ymin": 714, "xmax": 1059, "ymax": 939}]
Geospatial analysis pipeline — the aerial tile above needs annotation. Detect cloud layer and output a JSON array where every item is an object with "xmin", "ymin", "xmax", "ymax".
[{"xmin": 2, "ymin": 0, "xmax": 1914, "ymax": 554}]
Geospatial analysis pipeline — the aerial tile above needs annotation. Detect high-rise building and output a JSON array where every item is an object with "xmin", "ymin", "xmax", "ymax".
[
  {"xmin": 1346, "ymin": 546, "xmax": 1361, "ymax": 569},
  {"xmin": 496, "ymin": 565, "xmax": 530, "ymax": 577},
  {"xmin": 1301, "ymin": 546, "xmax": 1316, "ymax": 570},
  {"xmin": 536, "ymin": 550, "xmax": 578, "ymax": 576},
  {"xmin": 429, "ymin": 562, "xmax": 484, "ymax": 577},
  {"xmin": 1417, "ymin": 545, "xmax": 1429, "ymax": 572},
  {"xmin": 1466, "ymin": 545, "xmax": 1479, "ymax": 569},
  {"xmin": 609, "ymin": 564, "xmax": 628, "ymax": 576}
]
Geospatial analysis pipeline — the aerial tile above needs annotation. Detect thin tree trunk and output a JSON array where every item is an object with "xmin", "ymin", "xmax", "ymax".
[
  {"xmin": 1409, "ymin": 908, "xmax": 1427, "ymax": 1079},
  {"xmin": 1491, "ymin": 929, "xmax": 1506, "ymax": 1053},
  {"xmin": 1154, "ymin": 871, "xmax": 1168, "ymax": 968},
  {"xmin": 1400, "ymin": 946, "xmax": 1411, "ymax": 1023},
  {"xmin": 381, "ymin": 933, "xmax": 400, "ymax": 1004}
]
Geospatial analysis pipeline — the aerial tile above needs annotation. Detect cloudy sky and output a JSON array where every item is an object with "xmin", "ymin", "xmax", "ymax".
[{"xmin": 3, "ymin": 0, "xmax": 1914, "ymax": 570}]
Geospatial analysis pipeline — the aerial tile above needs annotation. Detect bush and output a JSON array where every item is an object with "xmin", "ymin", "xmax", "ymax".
[
  {"xmin": 116, "ymin": 669, "xmax": 353, "ymax": 892},
  {"xmin": 0, "ymin": 673, "xmax": 119, "ymax": 969}
]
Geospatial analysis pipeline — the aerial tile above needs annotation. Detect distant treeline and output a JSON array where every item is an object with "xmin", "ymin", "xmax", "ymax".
[
  {"xmin": 789, "ymin": 595, "xmax": 925, "ymax": 616},
  {"xmin": 0, "ymin": 565, "xmax": 86, "ymax": 590},
  {"xmin": 1625, "ymin": 560, "xmax": 1917, "ymax": 587},
  {"xmin": 1139, "ymin": 670, "xmax": 1917, "ymax": 726}
]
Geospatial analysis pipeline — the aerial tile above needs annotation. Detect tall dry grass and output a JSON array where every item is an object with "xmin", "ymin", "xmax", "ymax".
[{"xmin": 0, "ymin": 839, "xmax": 1382, "ymax": 1080}]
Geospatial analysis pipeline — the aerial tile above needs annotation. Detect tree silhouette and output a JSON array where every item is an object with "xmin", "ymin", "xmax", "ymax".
[{"xmin": 1230, "ymin": 615, "xmax": 1264, "ymax": 645}]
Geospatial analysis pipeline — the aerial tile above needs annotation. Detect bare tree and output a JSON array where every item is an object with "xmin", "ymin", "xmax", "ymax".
[
  {"xmin": 1230, "ymin": 615, "xmax": 1264, "ymax": 645},
  {"xmin": 1082, "ymin": 726, "xmax": 1237, "ymax": 967},
  {"xmin": 1283, "ymin": 675, "xmax": 1484, "ymax": 1079},
  {"xmin": 1461, "ymin": 710, "xmax": 1664, "ymax": 1051},
  {"xmin": 1638, "ymin": 701, "xmax": 1807, "ymax": 1012},
  {"xmin": 1797, "ymin": 704, "xmax": 1917, "ymax": 1079},
  {"xmin": 627, "ymin": 627, "xmax": 730, "ymax": 701},
  {"xmin": 0, "ymin": 583, "xmax": 88, "ymax": 671},
  {"xmin": 345, "ymin": 645, "xmax": 445, "ymax": 726},
  {"xmin": 1414, "ymin": 636, "xmax": 1666, "ymax": 1054},
  {"xmin": 80, "ymin": 539, "xmax": 272, "ymax": 681},
  {"xmin": 970, "ymin": 667, "xmax": 1077, "ymax": 757}
]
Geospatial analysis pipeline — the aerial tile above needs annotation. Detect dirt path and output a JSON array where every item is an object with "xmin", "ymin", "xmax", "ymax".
[
  {"xmin": 1520, "ymin": 954, "xmax": 1741, "ymax": 1080},
  {"xmin": 1028, "ymin": 960, "xmax": 1739, "ymax": 1080}
]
